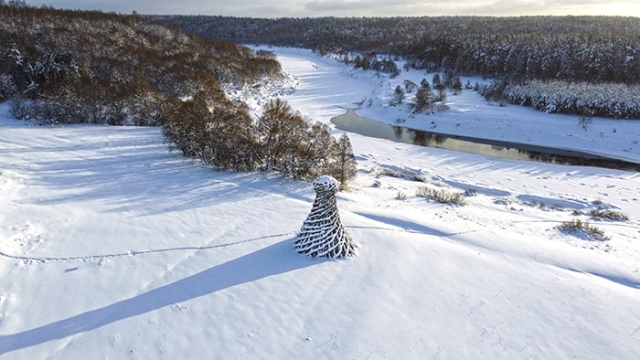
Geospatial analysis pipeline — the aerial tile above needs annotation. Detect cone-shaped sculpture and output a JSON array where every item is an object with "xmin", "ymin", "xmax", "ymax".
[{"xmin": 295, "ymin": 175, "xmax": 357, "ymax": 258}]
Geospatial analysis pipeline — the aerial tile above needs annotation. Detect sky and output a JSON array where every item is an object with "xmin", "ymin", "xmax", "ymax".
[{"xmin": 26, "ymin": 0, "xmax": 640, "ymax": 18}]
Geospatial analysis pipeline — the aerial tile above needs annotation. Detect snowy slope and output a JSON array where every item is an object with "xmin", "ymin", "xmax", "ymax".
[{"xmin": 1, "ymin": 48, "xmax": 640, "ymax": 360}]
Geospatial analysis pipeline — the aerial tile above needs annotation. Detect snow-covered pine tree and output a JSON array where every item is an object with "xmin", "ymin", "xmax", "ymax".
[
  {"xmin": 393, "ymin": 85, "xmax": 404, "ymax": 104},
  {"xmin": 413, "ymin": 81, "xmax": 435, "ymax": 114},
  {"xmin": 295, "ymin": 175, "xmax": 356, "ymax": 258}
]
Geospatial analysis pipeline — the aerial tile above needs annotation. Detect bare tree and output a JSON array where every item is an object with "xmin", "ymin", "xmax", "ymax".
[{"xmin": 329, "ymin": 133, "xmax": 357, "ymax": 190}]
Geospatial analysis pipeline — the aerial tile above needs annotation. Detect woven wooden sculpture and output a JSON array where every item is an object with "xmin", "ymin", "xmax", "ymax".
[{"xmin": 295, "ymin": 175, "xmax": 357, "ymax": 258}]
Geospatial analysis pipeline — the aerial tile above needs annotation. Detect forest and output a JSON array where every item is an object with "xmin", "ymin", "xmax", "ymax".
[
  {"xmin": 1, "ymin": 3, "xmax": 283, "ymax": 125},
  {"xmin": 0, "ymin": 3, "xmax": 356, "ymax": 183},
  {"xmin": 147, "ymin": 15, "xmax": 640, "ymax": 119}
]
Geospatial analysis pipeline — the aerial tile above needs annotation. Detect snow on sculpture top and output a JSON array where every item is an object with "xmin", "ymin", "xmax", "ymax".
[
  {"xmin": 294, "ymin": 175, "xmax": 357, "ymax": 258},
  {"xmin": 313, "ymin": 174, "xmax": 340, "ymax": 193}
]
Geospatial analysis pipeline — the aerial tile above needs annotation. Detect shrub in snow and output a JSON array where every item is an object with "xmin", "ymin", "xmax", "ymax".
[
  {"xmin": 556, "ymin": 219, "xmax": 610, "ymax": 242},
  {"xmin": 464, "ymin": 188, "xmax": 478, "ymax": 197},
  {"xmin": 589, "ymin": 209, "xmax": 628, "ymax": 222},
  {"xmin": 416, "ymin": 186, "xmax": 467, "ymax": 205},
  {"xmin": 295, "ymin": 176, "xmax": 357, "ymax": 258}
]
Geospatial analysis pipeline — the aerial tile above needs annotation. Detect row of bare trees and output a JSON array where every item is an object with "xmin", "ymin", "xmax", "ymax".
[{"xmin": 163, "ymin": 97, "xmax": 357, "ymax": 183}]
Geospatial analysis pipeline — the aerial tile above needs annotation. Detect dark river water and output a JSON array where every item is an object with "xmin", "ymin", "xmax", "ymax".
[{"xmin": 331, "ymin": 109, "xmax": 640, "ymax": 172}]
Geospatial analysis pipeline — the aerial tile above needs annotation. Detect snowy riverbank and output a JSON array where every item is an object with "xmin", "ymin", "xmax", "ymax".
[{"xmin": 260, "ymin": 46, "xmax": 640, "ymax": 164}]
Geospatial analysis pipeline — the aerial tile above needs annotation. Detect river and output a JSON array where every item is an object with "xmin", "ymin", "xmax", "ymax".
[{"xmin": 331, "ymin": 109, "xmax": 640, "ymax": 171}]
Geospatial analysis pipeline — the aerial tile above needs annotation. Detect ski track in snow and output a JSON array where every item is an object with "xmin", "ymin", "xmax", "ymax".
[
  {"xmin": 0, "ymin": 224, "xmax": 486, "ymax": 265},
  {"xmin": 0, "ymin": 232, "xmax": 297, "ymax": 264}
]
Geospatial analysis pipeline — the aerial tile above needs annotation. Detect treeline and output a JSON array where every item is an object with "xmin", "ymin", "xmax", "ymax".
[
  {"xmin": 146, "ymin": 15, "xmax": 640, "ymax": 85},
  {"xmin": 341, "ymin": 54, "xmax": 400, "ymax": 77},
  {"xmin": 480, "ymin": 80, "xmax": 640, "ymax": 119},
  {"xmin": 0, "ymin": 3, "xmax": 357, "ymax": 184},
  {"xmin": 148, "ymin": 15, "xmax": 640, "ymax": 119}
]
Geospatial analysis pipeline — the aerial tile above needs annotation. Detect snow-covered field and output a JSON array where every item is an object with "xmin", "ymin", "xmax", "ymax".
[{"xmin": 1, "ymin": 47, "xmax": 639, "ymax": 359}]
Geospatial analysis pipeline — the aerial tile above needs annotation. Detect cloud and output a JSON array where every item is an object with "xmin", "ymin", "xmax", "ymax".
[
  {"xmin": 305, "ymin": 0, "xmax": 381, "ymax": 12},
  {"xmin": 27, "ymin": 0, "xmax": 640, "ymax": 17},
  {"xmin": 304, "ymin": 0, "xmax": 640, "ymax": 17},
  {"xmin": 304, "ymin": 0, "xmax": 452, "ymax": 16}
]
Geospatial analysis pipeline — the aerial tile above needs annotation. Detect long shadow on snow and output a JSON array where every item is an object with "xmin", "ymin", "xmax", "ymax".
[
  {"xmin": 353, "ymin": 212, "xmax": 451, "ymax": 237},
  {"xmin": 0, "ymin": 239, "xmax": 320, "ymax": 355}
]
